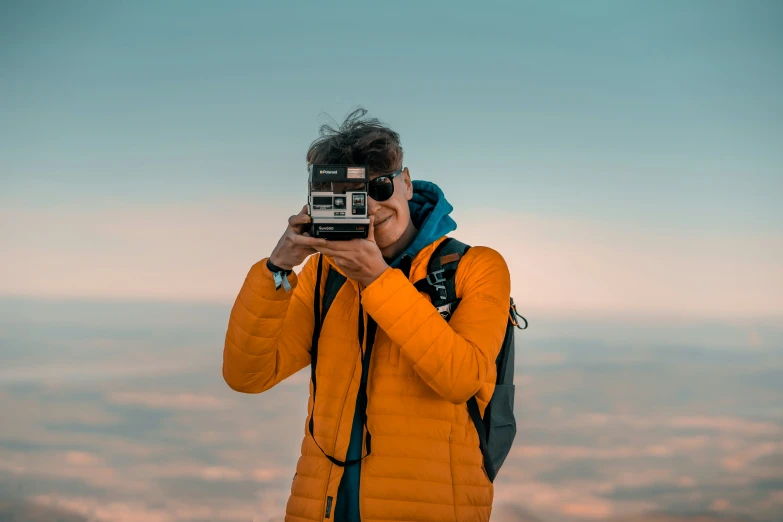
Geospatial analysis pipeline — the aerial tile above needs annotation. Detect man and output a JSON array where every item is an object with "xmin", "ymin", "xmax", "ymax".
[{"xmin": 223, "ymin": 108, "xmax": 511, "ymax": 522}]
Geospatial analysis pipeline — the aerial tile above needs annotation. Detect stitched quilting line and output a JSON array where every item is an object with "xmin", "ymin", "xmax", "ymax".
[
  {"xmin": 356, "ymin": 432, "xmax": 451, "ymax": 445},
  {"xmin": 237, "ymin": 281, "xmax": 289, "ymax": 313},
  {"xmin": 402, "ymin": 320, "xmax": 452, "ymax": 383},
  {"xmin": 362, "ymin": 495, "xmax": 491, "ymax": 506},
  {"xmin": 236, "ymin": 289, "xmax": 293, "ymax": 321},
  {"xmin": 223, "ymin": 337, "xmax": 290, "ymax": 371},
  {"xmin": 361, "ymin": 410, "xmax": 453, "ymax": 423},
  {"xmin": 358, "ymin": 453, "xmax": 450, "ymax": 466},
  {"xmin": 291, "ymin": 472, "xmax": 491, "ymax": 493},
  {"xmin": 226, "ymin": 306, "xmax": 277, "ymax": 342},
  {"xmin": 287, "ymin": 489, "xmax": 324, "ymax": 502}
]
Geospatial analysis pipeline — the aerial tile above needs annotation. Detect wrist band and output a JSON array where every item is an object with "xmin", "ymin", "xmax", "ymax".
[
  {"xmin": 267, "ymin": 259, "xmax": 293, "ymax": 292},
  {"xmin": 267, "ymin": 259, "xmax": 293, "ymax": 274}
]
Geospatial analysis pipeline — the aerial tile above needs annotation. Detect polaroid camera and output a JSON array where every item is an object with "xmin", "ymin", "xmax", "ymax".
[{"xmin": 308, "ymin": 164, "xmax": 370, "ymax": 240}]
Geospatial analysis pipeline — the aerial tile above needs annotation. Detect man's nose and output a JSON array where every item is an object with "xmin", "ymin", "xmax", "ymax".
[{"xmin": 367, "ymin": 197, "xmax": 382, "ymax": 215}]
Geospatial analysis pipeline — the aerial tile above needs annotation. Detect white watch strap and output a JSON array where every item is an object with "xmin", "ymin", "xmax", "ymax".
[{"xmin": 273, "ymin": 270, "xmax": 292, "ymax": 292}]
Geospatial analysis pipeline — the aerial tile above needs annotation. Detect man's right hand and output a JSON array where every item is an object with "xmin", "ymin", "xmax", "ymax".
[{"xmin": 268, "ymin": 204, "xmax": 318, "ymax": 270}]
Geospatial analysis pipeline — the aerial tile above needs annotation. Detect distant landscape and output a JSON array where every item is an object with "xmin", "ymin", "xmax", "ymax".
[{"xmin": 1, "ymin": 296, "xmax": 781, "ymax": 522}]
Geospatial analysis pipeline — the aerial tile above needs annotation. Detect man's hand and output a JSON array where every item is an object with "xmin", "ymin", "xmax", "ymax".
[
  {"xmin": 269, "ymin": 204, "xmax": 318, "ymax": 270},
  {"xmin": 312, "ymin": 216, "xmax": 389, "ymax": 287}
]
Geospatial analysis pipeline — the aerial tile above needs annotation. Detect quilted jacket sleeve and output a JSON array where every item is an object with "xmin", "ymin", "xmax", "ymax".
[
  {"xmin": 222, "ymin": 254, "xmax": 318, "ymax": 393},
  {"xmin": 360, "ymin": 246, "xmax": 511, "ymax": 404}
]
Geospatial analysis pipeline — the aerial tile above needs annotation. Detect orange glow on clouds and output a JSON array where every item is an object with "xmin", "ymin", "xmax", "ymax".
[{"xmin": 2, "ymin": 202, "xmax": 781, "ymax": 319}]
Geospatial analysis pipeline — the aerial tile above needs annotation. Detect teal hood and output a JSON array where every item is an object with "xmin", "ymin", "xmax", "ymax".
[{"xmin": 386, "ymin": 180, "xmax": 457, "ymax": 269}]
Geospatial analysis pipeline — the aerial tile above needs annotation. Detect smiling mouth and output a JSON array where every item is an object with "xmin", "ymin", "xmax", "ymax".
[{"xmin": 375, "ymin": 216, "xmax": 391, "ymax": 228}]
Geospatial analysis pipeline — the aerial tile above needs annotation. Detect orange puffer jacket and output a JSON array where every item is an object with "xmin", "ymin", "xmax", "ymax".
[{"xmin": 223, "ymin": 235, "xmax": 511, "ymax": 522}]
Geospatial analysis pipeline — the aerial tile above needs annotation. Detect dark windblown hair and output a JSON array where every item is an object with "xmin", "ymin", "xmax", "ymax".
[{"xmin": 306, "ymin": 108, "xmax": 403, "ymax": 175}]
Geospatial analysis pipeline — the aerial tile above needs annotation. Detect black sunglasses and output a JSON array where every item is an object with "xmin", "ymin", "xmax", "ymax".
[{"xmin": 368, "ymin": 167, "xmax": 404, "ymax": 202}]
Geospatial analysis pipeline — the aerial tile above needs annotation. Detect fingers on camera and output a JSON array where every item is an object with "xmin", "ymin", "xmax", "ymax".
[
  {"xmin": 294, "ymin": 212, "xmax": 311, "ymax": 221},
  {"xmin": 295, "ymin": 234, "xmax": 321, "ymax": 246}
]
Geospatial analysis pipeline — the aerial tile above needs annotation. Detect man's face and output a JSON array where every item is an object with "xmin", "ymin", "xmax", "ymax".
[{"xmin": 368, "ymin": 167, "xmax": 413, "ymax": 250}]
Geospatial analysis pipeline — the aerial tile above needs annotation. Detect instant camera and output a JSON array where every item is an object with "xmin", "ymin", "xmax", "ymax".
[{"xmin": 307, "ymin": 164, "xmax": 370, "ymax": 240}]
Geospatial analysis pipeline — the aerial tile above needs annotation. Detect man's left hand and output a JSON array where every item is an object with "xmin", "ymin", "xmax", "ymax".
[{"xmin": 313, "ymin": 216, "xmax": 389, "ymax": 287}]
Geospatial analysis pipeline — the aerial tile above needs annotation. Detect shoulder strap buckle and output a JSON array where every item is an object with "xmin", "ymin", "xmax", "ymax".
[
  {"xmin": 427, "ymin": 269, "xmax": 447, "ymax": 285},
  {"xmin": 427, "ymin": 269, "xmax": 448, "ymax": 300},
  {"xmin": 435, "ymin": 302, "xmax": 453, "ymax": 319}
]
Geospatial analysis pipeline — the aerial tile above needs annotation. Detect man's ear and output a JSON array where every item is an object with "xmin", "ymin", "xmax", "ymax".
[{"xmin": 403, "ymin": 167, "xmax": 413, "ymax": 200}]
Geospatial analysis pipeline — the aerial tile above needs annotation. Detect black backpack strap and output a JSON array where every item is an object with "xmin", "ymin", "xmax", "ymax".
[
  {"xmin": 413, "ymin": 237, "xmax": 471, "ymax": 319},
  {"xmin": 308, "ymin": 255, "xmax": 372, "ymax": 467},
  {"xmin": 309, "ymin": 259, "xmax": 346, "ymax": 383},
  {"xmin": 310, "ymin": 254, "xmax": 324, "ymax": 411},
  {"xmin": 323, "ymin": 266, "xmax": 346, "ymax": 320},
  {"xmin": 308, "ymin": 255, "xmax": 325, "ymax": 459}
]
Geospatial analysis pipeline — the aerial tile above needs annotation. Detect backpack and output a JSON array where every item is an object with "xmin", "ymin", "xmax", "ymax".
[{"xmin": 310, "ymin": 237, "xmax": 527, "ymax": 482}]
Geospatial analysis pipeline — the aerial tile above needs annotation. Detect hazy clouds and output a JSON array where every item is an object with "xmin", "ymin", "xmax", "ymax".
[{"xmin": 1, "ymin": 298, "xmax": 781, "ymax": 521}]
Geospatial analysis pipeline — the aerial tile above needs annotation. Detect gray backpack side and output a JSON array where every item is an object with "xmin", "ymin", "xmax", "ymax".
[{"xmin": 412, "ymin": 237, "xmax": 526, "ymax": 482}]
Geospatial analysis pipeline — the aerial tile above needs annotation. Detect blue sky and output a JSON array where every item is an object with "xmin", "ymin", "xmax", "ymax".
[
  {"xmin": 2, "ymin": 6, "xmax": 782, "ymax": 520},
  {"xmin": 1, "ymin": 0, "xmax": 781, "ymax": 315}
]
